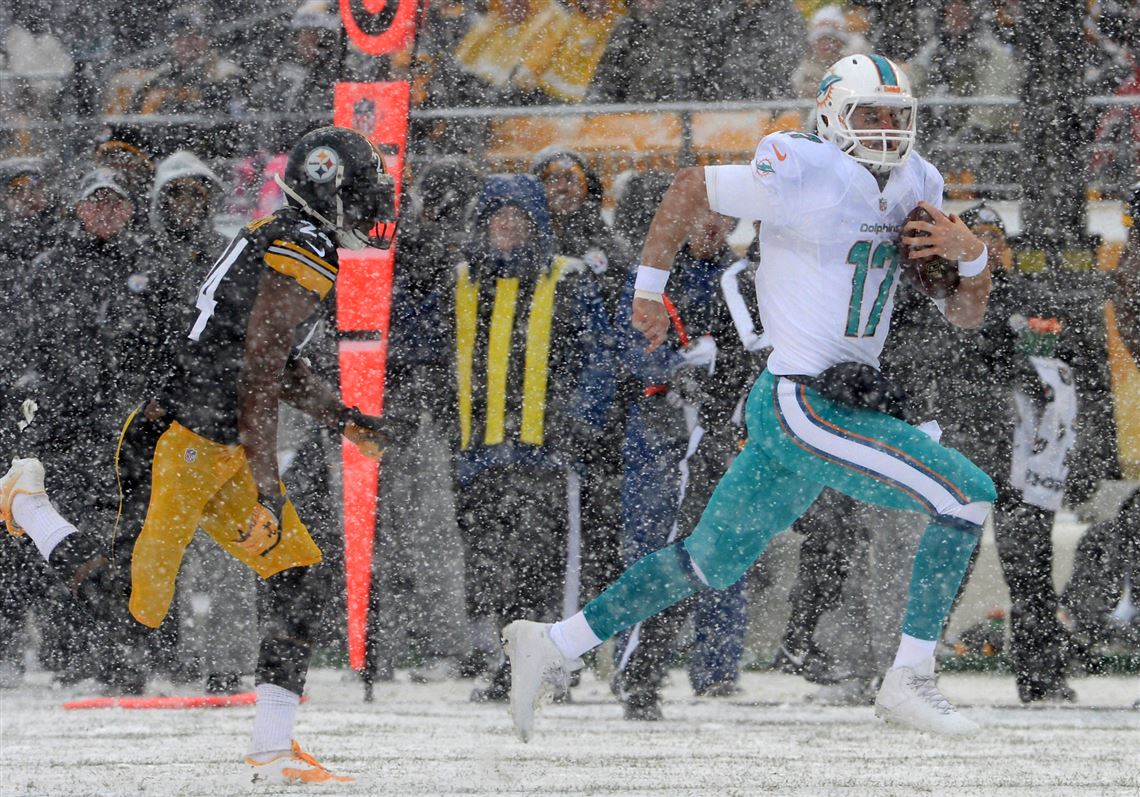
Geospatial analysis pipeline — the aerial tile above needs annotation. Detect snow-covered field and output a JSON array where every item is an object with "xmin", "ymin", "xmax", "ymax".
[{"xmin": 2, "ymin": 667, "xmax": 1137, "ymax": 797}]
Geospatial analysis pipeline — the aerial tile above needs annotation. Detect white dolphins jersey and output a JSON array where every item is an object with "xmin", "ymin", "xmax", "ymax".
[{"xmin": 705, "ymin": 130, "xmax": 944, "ymax": 377}]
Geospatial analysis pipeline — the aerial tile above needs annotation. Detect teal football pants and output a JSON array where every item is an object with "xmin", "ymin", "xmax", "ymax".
[{"xmin": 583, "ymin": 370, "xmax": 996, "ymax": 643}]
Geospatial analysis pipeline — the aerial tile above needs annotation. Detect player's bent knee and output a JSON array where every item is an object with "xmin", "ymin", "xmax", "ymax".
[
  {"xmin": 931, "ymin": 464, "xmax": 995, "ymax": 530},
  {"xmin": 682, "ymin": 539, "xmax": 749, "ymax": 591}
]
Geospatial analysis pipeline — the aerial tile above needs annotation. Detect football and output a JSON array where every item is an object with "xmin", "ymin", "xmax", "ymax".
[{"xmin": 899, "ymin": 205, "xmax": 960, "ymax": 299}]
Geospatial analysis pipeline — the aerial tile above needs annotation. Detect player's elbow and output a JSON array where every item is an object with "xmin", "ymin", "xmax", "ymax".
[
  {"xmin": 673, "ymin": 166, "xmax": 706, "ymax": 196},
  {"xmin": 947, "ymin": 306, "xmax": 986, "ymax": 329}
]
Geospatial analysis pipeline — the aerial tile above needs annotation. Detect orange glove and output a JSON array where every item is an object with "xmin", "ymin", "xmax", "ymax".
[
  {"xmin": 237, "ymin": 495, "xmax": 284, "ymax": 556},
  {"xmin": 338, "ymin": 407, "xmax": 391, "ymax": 460}
]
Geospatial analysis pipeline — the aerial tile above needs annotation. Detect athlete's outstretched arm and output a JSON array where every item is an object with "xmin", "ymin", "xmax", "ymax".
[
  {"xmin": 239, "ymin": 271, "xmax": 320, "ymax": 498},
  {"xmin": 634, "ymin": 166, "xmax": 710, "ymax": 351}
]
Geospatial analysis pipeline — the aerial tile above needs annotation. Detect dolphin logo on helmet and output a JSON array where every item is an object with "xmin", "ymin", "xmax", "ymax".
[{"xmin": 815, "ymin": 54, "xmax": 917, "ymax": 174}]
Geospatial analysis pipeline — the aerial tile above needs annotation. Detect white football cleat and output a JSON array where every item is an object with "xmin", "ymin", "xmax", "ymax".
[
  {"xmin": 0, "ymin": 458, "xmax": 46, "ymax": 536},
  {"xmin": 502, "ymin": 620, "xmax": 583, "ymax": 743},
  {"xmin": 244, "ymin": 741, "xmax": 352, "ymax": 785},
  {"xmin": 875, "ymin": 659, "xmax": 978, "ymax": 736}
]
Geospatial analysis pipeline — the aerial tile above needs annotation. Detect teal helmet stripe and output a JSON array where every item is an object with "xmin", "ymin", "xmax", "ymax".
[
  {"xmin": 816, "ymin": 74, "xmax": 843, "ymax": 99},
  {"xmin": 868, "ymin": 53, "xmax": 898, "ymax": 87}
]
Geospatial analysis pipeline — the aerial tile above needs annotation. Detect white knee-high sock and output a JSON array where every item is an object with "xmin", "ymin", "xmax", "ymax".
[
  {"xmin": 892, "ymin": 633, "xmax": 937, "ymax": 669},
  {"xmin": 550, "ymin": 612, "xmax": 602, "ymax": 659},
  {"xmin": 248, "ymin": 683, "xmax": 300, "ymax": 759},
  {"xmin": 12, "ymin": 493, "xmax": 78, "ymax": 560}
]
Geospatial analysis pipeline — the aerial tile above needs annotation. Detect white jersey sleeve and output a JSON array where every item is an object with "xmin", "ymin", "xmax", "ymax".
[
  {"xmin": 920, "ymin": 158, "xmax": 945, "ymax": 211},
  {"xmin": 704, "ymin": 132, "xmax": 811, "ymax": 226}
]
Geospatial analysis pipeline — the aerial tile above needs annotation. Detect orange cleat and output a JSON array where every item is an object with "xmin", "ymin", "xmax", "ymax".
[
  {"xmin": 1, "ymin": 458, "xmax": 46, "ymax": 536},
  {"xmin": 245, "ymin": 741, "xmax": 353, "ymax": 785}
]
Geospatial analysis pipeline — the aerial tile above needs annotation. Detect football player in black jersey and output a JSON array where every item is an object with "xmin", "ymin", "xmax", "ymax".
[{"xmin": 1, "ymin": 127, "xmax": 396, "ymax": 785}]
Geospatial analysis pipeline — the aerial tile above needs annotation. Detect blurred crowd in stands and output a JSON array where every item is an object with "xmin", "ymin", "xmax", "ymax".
[
  {"xmin": 2, "ymin": 0, "xmax": 1138, "ymax": 190},
  {"xmin": 1, "ymin": 0, "xmax": 1138, "ymax": 712}
]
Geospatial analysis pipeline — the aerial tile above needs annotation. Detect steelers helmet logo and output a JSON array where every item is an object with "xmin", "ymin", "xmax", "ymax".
[{"xmin": 305, "ymin": 147, "xmax": 340, "ymax": 183}]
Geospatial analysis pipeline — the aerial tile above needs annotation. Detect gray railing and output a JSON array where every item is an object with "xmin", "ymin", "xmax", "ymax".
[{"xmin": 1, "ymin": 94, "xmax": 1136, "ymax": 200}]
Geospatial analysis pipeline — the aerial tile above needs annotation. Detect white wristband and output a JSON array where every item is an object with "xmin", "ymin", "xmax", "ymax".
[
  {"xmin": 634, "ymin": 264, "xmax": 669, "ymax": 294},
  {"xmin": 957, "ymin": 244, "xmax": 988, "ymax": 277}
]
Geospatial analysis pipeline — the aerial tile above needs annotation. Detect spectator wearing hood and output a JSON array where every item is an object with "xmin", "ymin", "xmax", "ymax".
[
  {"xmin": 364, "ymin": 157, "xmax": 481, "ymax": 686},
  {"xmin": 452, "ymin": 174, "xmax": 613, "ymax": 700},
  {"xmin": 0, "ymin": 157, "xmax": 59, "ymax": 271},
  {"xmin": 530, "ymin": 148, "xmax": 620, "ymax": 307},
  {"xmin": 1, "ymin": 157, "xmax": 54, "ymax": 460},
  {"xmin": 146, "ymin": 150, "xmax": 258, "ymax": 693},
  {"xmin": 24, "ymin": 168, "xmax": 156, "ymax": 479},
  {"xmin": 149, "ymin": 150, "xmax": 227, "ymax": 311}
]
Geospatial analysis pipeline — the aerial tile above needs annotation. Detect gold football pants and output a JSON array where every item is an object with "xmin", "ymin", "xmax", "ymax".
[{"xmin": 127, "ymin": 420, "xmax": 322, "ymax": 628}]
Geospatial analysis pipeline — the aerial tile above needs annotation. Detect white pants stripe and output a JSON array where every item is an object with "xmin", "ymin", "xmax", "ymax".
[{"xmin": 776, "ymin": 380, "xmax": 989, "ymax": 527}]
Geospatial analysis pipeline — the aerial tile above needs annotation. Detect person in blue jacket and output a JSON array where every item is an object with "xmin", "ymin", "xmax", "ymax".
[{"xmin": 451, "ymin": 174, "xmax": 614, "ymax": 702}]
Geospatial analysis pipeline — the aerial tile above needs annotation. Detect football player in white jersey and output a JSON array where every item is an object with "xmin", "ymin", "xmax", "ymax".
[{"xmin": 504, "ymin": 54, "xmax": 997, "ymax": 739}]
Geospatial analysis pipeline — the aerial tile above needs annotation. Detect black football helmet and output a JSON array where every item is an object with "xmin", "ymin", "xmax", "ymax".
[{"xmin": 275, "ymin": 126, "xmax": 396, "ymax": 250}]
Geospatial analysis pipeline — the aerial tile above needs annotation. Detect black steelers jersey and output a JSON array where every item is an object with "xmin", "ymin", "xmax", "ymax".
[{"xmin": 160, "ymin": 207, "xmax": 338, "ymax": 444}]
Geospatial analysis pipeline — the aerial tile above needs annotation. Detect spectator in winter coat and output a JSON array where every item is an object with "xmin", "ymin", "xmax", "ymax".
[
  {"xmin": 365, "ymin": 157, "xmax": 481, "ymax": 685},
  {"xmin": 531, "ymin": 148, "xmax": 626, "ymax": 624},
  {"xmin": 610, "ymin": 206, "xmax": 740, "ymax": 718},
  {"xmin": 22, "ymin": 168, "xmax": 157, "ymax": 505},
  {"xmin": 0, "ymin": 156, "xmax": 60, "ymax": 690},
  {"xmin": 452, "ymin": 174, "xmax": 614, "ymax": 701},
  {"xmin": 531, "ymin": 149, "xmax": 623, "ymax": 333},
  {"xmin": 147, "ymin": 149, "xmax": 259, "ymax": 694},
  {"xmin": 16, "ymin": 167, "xmax": 167, "ymax": 691},
  {"xmin": 149, "ymin": 150, "xmax": 228, "ymax": 359}
]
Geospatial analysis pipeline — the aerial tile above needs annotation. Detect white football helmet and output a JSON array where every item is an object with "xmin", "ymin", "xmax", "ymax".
[{"xmin": 816, "ymin": 53, "xmax": 917, "ymax": 173}]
